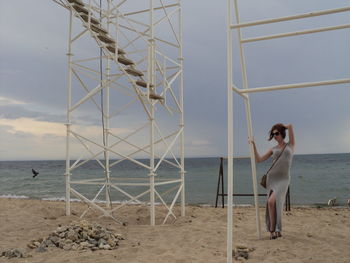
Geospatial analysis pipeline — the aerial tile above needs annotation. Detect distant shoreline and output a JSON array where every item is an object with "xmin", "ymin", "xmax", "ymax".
[
  {"xmin": 1, "ymin": 152, "xmax": 350, "ymax": 162},
  {"xmin": 1, "ymin": 195, "xmax": 348, "ymax": 208}
]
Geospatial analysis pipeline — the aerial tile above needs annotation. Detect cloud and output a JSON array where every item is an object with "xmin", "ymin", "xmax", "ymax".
[
  {"xmin": 0, "ymin": 118, "xmax": 65, "ymax": 137},
  {"xmin": 0, "ymin": 96, "xmax": 26, "ymax": 106},
  {"xmin": 0, "ymin": 117, "xmax": 130, "ymax": 138},
  {"xmin": 0, "ymin": 117, "xmax": 133, "ymax": 160}
]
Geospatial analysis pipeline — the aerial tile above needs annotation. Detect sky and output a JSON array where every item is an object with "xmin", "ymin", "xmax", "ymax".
[{"xmin": 0, "ymin": 0, "xmax": 350, "ymax": 160}]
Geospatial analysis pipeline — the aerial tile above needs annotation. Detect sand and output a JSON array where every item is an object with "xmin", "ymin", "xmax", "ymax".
[{"xmin": 0, "ymin": 198, "xmax": 349, "ymax": 263}]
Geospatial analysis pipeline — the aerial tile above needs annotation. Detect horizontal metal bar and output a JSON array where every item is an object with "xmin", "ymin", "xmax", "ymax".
[
  {"xmin": 218, "ymin": 194, "xmax": 267, "ymax": 196},
  {"xmin": 221, "ymin": 156, "xmax": 251, "ymax": 159},
  {"xmin": 154, "ymin": 179, "xmax": 182, "ymax": 186},
  {"xmin": 118, "ymin": 24, "xmax": 180, "ymax": 48},
  {"xmin": 71, "ymin": 181, "xmax": 106, "ymax": 185},
  {"xmin": 242, "ymin": 24, "xmax": 350, "ymax": 43},
  {"xmin": 124, "ymin": 3, "xmax": 179, "ymax": 16},
  {"xmin": 71, "ymin": 181, "xmax": 151, "ymax": 186},
  {"xmin": 231, "ymin": 6, "xmax": 350, "ymax": 29},
  {"xmin": 240, "ymin": 78, "xmax": 350, "ymax": 94},
  {"xmin": 71, "ymin": 178, "xmax": 104, "ymax": 182}
]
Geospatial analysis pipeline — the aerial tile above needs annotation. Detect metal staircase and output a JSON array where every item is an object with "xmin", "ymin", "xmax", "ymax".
[{"xmin": 68, "ymin": 0, "xmax": 163, "ymax": 100}]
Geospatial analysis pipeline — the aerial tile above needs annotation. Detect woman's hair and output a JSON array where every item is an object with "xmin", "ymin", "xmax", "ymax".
[{"xmin": 268, "ymin": 123, "xmax": 286, "ymax": 141}]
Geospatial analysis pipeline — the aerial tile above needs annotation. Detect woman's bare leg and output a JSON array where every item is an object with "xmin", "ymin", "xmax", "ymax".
[{"xmin": 268, "ymin": 191, "xmax": 277, "ymax": 233}]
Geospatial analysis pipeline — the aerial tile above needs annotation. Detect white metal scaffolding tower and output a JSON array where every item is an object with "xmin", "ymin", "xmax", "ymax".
[
  {"xmin": 54, "ymin": 0, "xmax": 184, "ymax": 225},
  {"xmin": 226, "ymin": 1, "xmax": 350, "ymax": 262}
]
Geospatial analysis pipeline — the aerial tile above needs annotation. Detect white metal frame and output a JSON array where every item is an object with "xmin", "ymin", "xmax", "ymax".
[
  {"xmin": 54, "ymin": 0, "xmax": 184, "ymax": 226},
  {"xmin": 227, "ymin": 1, "xmax": 350, "ymax": 262}
]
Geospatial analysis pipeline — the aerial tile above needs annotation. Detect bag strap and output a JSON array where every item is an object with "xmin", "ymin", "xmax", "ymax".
[{"xmin": 265, "ymin": 143, "xmax": 288, "ymax": 174}]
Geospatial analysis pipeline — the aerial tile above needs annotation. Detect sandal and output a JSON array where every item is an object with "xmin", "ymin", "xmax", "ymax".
[
  {"xmin": 269, "ymin": 232, "xmax": 277, "ymax": 240},
  {"xmin": 276, "ymin": 232, "xmax": 282, "ymax": 238}
]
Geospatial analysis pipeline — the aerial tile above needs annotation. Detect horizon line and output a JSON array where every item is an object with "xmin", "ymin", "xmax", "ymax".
[{"xmin": 1, "ymin": 151, "xmax": 349, "ymax": 162}]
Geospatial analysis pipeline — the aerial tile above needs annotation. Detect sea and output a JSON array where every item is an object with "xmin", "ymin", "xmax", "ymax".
[{"xmin": 1, "ymin": 154, "xmax": 349, "ymax": 207}]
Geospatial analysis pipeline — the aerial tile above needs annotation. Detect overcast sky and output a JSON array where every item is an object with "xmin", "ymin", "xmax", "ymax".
[{"xmin": 1, "ymin": 0, "xmax": 350, "ymax": 160}]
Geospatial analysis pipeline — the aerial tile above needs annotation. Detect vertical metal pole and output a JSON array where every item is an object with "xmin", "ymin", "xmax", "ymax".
[
  {"xmin": 178, "ymin": 0, "xmax": 185, "ymax": 217},
  {"xmin": 105, "ymin": 0, "xmax": 111, "ymax": 209},
  {"xmin": 226, "ymin": 0, "xmax": 233, "ymax": 262},
  {"xmin": 233, "ymin": 0, "xmax": 261, "ymax": 239},
  {"xmin": 149, "ymin": 0, "xmax": 156, "ymax": 226},
  {"xmin": 65, "ymin": 10, "xmax": 73, "ymax": 216}
]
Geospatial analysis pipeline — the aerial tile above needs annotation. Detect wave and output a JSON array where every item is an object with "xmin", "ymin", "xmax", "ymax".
[
  {"xmin": 2, "ymin": 195, "xmax": 161, "ymax": 205},
  {"xmin": 0, "ymin": 194, "xmax": 29, "ymax": 199}
]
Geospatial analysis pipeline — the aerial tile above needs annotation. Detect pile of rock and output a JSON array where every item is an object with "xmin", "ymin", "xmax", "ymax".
[
  {"xmin": 1, "ymin": 249, "xmax": 29, "ymax": 259},
  {"xmin": 232, "ymin": 245, "xmax": 255, "ymax": 261},
  {"xmin": 27, "ymin": 220, "xmax": 124, "ymax": 252}
]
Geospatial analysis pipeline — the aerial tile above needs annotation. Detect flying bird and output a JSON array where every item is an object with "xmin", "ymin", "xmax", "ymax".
[{"xmin": 32, "ymin": 169, "xmax": 39, "ymax": 178}]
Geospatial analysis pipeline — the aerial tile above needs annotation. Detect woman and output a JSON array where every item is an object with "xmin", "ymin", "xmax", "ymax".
[{"xmin": 250, "ymin": 123, "xmax": 295, "ymax": 239}]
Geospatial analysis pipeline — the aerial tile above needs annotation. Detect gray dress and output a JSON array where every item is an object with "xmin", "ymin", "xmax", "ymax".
[{"xmin": 265, "ymin": 143, "xmax": 293, "ymax": 232}]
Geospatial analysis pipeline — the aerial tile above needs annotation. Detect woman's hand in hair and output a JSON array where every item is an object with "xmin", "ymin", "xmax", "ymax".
[{"xmin": 284, "ymin": 124, "xmax": 292, "ymax": 129}]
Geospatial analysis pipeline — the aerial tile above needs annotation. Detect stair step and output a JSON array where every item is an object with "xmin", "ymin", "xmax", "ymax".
[
  {"xmin": 97, "ymin": 33, "xmax": 115, "ymax": 44},
  {"xmin": 118, "ymin": 56, "xmax": 134, "ymax": 66},
  {"xmin": 106, "ymin": 44, "xmax": 125, "ymax": 55},
  {"xmin": 68, "ymin": 0, "xmax": 84, "ymax": 6},
  {"xmin": 80, "ymin": 14, "xmax": 100, "ymax": 25},
  {"xmin": 136, "ymin": 80, "xmax": 154, "ymax": 88},
  {"xmin": 72, "ymin": 3, "xmax": 89, "ymax": 14},
  {"xmin": 149, "ymin": 93, "xmax": 164, "ymax": 100},
  {"xmin": 90, "ymin": 24, "xmax": 108, "ymax": 35},
  {"xmin": 125, "ymin": 67, "xmax": 144, "ymax": 77}
]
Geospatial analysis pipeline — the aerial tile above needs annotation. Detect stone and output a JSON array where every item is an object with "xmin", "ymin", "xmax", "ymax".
[
  {"xmin": 237, "ymin": 251, "xmax": 249, "ymax": 259},
  {"xmin": 63, "ymin": 244, "xmax": 72, "ymax": 251},
  {"xmin": 80, "ymin": 241, "xmax": 90, "ymax": 248},
  {"xmin": 48, "ymin": 236, "xmax": 59, "ymax": 246},
  {"xmin": 27, "ymin": 243, "xmax": 36, "ymax": 249},
  {"xmin": 87, "ymin": 237, "xmax": 98, "ymax": 245},
  {"xmin": 58, "ymin": 241, "xmax": 65, "ymax": 249},
  {"xmin": 103, "ymin": 245, "xmax": 111, "ymax": 250},
  {"xmin": 64, "ymin": 239, "xmax": 73, "ymax": 245},
  {"xmin": 236, "ymin": 245, "xmax": 248, "ymax": 250},
  {"xmin": 34, "ymin": 241, "xmax": 41, "ymax": 247},
  {"xmin": 232, "ymin": 246, "xmax": 252, "ymax": 260},
  {"xmin": 56, "ymin": 226, "xmax": 68, "ymax": 233},
  {"xmin": 98, "ymin": 238, "xmax": 107, "ymax": 248},
  {"xmin": 2, "ymin": 249, "xmax": 23, "ymax": 258},
  {"xmin": 36, "ymin": 246, "xmax": 47, "ymax": 253},
  {"xmin": 66, "ymin": 230, "xmax": 79, "ymax": 242},
  {"xmin": 41, "ymin": 239, "xmax": 55, "ymax": 248},
  {"xmin": 71, "ymin": 244, "xmax": 79, "ymax": 251},
  {"xmin": 107, "ymin": 238, "xmax": 116, "ymax": 247}
]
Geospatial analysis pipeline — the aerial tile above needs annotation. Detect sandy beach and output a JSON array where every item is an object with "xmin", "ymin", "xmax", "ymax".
[{"xmin": 0, "ymin": 198, "xmax": 349, "ymax": 263}]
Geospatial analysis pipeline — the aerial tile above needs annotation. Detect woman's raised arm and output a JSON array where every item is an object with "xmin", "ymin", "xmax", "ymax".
[{"xmin": 285, "ymin": 124, "xmax": 295, "ymax": 151}]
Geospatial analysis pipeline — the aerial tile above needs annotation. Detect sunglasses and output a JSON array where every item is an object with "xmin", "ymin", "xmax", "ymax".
[{"xmin": 272, "ymin": 132, "xmax": 280, "ymax": 137}]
